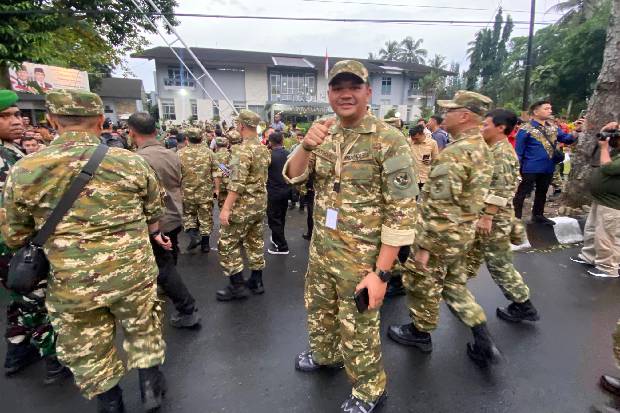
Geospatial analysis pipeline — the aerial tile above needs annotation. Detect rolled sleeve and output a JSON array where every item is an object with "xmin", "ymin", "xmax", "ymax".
[
  {"xmin": 227, "ymin": 147, "xmax": 250, "ymax": 194},
  {"xmin": 282, "ymin": 147, "xmax": 314, "ymax": 185},
  {"xmin": 484, "ymin": 194, "xmax": 509, "ymax": 207}
]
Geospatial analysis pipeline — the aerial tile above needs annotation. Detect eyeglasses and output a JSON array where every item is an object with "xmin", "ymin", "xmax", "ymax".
[{"xmin": 0, "ymin": 110, "xmax": 22, "ymax": 119}]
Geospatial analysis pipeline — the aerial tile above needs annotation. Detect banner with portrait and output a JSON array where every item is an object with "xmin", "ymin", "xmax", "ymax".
[{"xmin": 9, "ymin": 62, "xmax": 90, "ymax": 95}]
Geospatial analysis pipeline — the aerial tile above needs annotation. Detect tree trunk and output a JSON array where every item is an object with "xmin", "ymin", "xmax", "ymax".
[
  {"xmin": 0, "ymin": 64, "xmax": 10, "ymax": 89},
  {"xmin": 565, "ymin": 0, "xmax": 620, "ymax": 207}
]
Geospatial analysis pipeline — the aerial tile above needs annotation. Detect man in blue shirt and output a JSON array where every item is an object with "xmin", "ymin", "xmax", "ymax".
[
  {"xmin": 270, "ymin": 112, "xmax": 285, "ymax": 132},
  {"xmin": 427, "ymin": 114, "xmax": 449, "ymax": 151},
  {"xmin": 513, "ymin": 100, "xmax": 577, "ymax": 225}
]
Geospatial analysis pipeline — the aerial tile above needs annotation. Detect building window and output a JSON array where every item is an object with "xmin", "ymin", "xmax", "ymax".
[
  {"xmin": 161, "ymin": 101, "xmax": 176, "ymax": 120},
  {"xmin": 233, "ymin": 101, "xmax": 247, "ymax": 112},
  {"xmin": 381, "ymin": 77, "xmax": 392, "ymax": 95},
  {"xmin": 164, "ymin": 66, "xmax": 195, "ymax": 87},
  {"xmin": 190, "ymin": 100, "xmax": 197, "ymax": 120},
  {"xmin": 104, "ymin": 105, "xmax": 114, "ymax": 114},
  {"xmin": 269, "ymin": 71, "xmax": 316, "ymax": 102},
  {"xmin": 408, "ymin": 79, "xmax": 421, "ymax": 95}
]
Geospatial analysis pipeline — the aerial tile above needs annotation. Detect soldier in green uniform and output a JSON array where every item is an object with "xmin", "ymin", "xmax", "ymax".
[
  {"xmin": 388, "ymin": 91, "xmax": 502, "ymax": 367},
  {"xmin": 216, "ymin": 110, "xmax": 271, "ymax": 300},
  {"xmin": 0, "ymin": 90, "xmax": 70, "ymax": 384},
  {"xmin": 213, "ymin": 131, "xmax": 243, "ymax": 210},
  {"xmin": 1, "ymin": 90, "xmax": 168, "ymax": 412},
  {"xmin": 284, "ymin": 61, "xmax": 418, "ymax": 413},
  {"xmin": 178, "ymin": 128, "xmax": 218, "ymax": 253},
  {"xmin": 469, "ymin": 108, "xmax": 540, "ymax": 322}
]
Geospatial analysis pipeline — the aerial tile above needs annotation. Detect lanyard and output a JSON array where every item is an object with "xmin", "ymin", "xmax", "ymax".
[{"xmin": 331, "ymin": 129, "xmax": 362, "ymax": 206}]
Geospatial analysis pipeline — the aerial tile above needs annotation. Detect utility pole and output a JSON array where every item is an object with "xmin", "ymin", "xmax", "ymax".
[{"xmin": 522, "ymin": 0, "xmax": 536, "ymax": 111}]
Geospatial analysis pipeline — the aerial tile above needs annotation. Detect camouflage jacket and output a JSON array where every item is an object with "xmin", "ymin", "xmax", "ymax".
[
  {"xmin": 284, "ymin": 114, "xmax": 418, "ymax": 281},
  {"xmin": 213, "ymin": 148, "xmax": 232, "ymax": 196},
  {"xmin": 178, "ymin": 143, "xmax": 218, "ymax": 203},
  {"xmin": 483, "ymin": 138, "xmax": 520, "ymax": 226},
  {"xmin": 417, "ymin": 127, "xmax": 493, "ymax": 257},
  {"xmin": 228, "ymin": 136, "xmax": 270, "ymax": 222},
  {"xmin": 0, "ymin": 140, "xmax": 25, "ymax": 257},
  {"xmin": 0, "ymin": 131, "xmax": 164, "ymax": 312}
]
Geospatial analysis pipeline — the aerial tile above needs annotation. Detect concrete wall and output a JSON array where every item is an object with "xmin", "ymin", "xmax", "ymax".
[{"xmin": 244, "ymin": 64, "xmax": 268, "ymax": 106}]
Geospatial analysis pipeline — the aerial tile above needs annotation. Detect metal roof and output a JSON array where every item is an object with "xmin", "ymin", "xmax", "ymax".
[{"xmin": 132, "ymin": 47, "xmax": 455, "ymax": 76}]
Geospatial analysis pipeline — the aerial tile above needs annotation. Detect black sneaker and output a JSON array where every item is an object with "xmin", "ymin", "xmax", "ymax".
[
  {"xmin": 340, "ymin": 392, "xmax": 387, "ymax": 413},
  {"xmin": 169, "ymin": 309, "xmax": 201, "ymax": 328},
  {"xmin": 294, "ymin": 350, "xmax": 343, "ymax": 372},
  {"xmin": 570, "ymin": 256, "xmax": 593, "ymax": 266},
  {"xmin": 268, "ymin": 246, "xmax": 290, "ymax": 255}
]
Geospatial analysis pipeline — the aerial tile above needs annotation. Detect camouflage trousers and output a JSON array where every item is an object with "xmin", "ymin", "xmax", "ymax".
[
  {"xmin": 5, "ymin": 285, "xmax": 56, "ymax": 357},
  {"xmin": 218, "ymin": 214, "xmax": 265, "ymax": 276},
  {"xmin": 613, "ymin": 319, "xmax": 620, "ymax": 366},
  {"xmin": 465, "ymin": 224, "xmax": 530, "ymax": 303},
  {"xmin": 183, "ymin": 200, "xmax": 213, "ymax": 236},
  {"xmin": 305, "ymin": 265, "xmax": 386, "ymax": 403},
  {"xmin": 48, "ymin": 284, "xmax": 166, "ymax": 399},
  {"xmin": 403, "ymin": 237, "xmax": 487, "ymax": 332}
]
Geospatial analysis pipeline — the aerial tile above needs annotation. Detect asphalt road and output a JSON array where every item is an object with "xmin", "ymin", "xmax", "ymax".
[{"xmin": 1, "ymin": 209, "xmax": 619, "ymax": 413}]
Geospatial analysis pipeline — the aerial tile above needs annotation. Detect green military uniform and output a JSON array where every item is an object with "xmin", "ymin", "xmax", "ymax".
[
  {"xmin": 178, "ymin": 128, "xmax": 218, "ymax": 237},
  {"xmin": 284, "ymin": 61, "xmax": 418, "ymax": 404},
  {"xmin": 463, "ymin": 138, "xmax": 530, "ymax": 306},
  {"xmin": 0, "ymin": 90, "xmax": 57, "ymax": 369},
  {"xmin": 0, "ymin": 90, "xmax": 166, "ymax": 399},
  {"xmin": 213, "ymin": 133, "xmax": 242, "ymax": 210},
  {"xmin": 218, "ymin": 110, "xmax": 270, "ymax": 277},
  {"xmin": 402, "ymin": 91, "xmax": 494, "ymax": 331}
]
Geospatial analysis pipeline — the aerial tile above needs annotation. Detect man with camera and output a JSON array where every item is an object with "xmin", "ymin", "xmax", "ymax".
[{"xmin": 570, "ymin": 122, "xmax": 620, "ymax": 278}]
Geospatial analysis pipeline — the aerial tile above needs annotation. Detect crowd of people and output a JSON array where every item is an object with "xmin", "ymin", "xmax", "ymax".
[{"xmin": 0, "ymin": 58, "xmax": 619, "ymax": 413}]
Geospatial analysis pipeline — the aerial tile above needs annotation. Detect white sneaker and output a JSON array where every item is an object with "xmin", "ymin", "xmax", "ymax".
[
  {"xmin": 268, "ymin": 247, "xmax": 290, "ymax": 255},
  {"xmin": 587, "ymin": 267, "xmax": 620, "ymax": 278}
]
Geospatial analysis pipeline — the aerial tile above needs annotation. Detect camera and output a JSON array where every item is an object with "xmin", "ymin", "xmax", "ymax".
[{"xmin": 596, "ymin": 129, "xmax": 620, "ymax": 147}]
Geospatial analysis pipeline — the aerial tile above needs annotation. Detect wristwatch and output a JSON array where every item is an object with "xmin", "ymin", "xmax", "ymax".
[{"xmin": 375, "ymin": 269, "xmax": 392, "ymax": 282}]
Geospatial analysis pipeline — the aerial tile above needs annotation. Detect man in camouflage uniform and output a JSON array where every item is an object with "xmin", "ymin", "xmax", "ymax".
[
  {"xmin": 0, "ymin": 90, "xmax": 70, "ymax": 384},
  {"xmin": 1, "ymin": 90, "xmax": 168, "ymax": 412},
  {"xmin": 213, "ymin": 131, "xmax": 243, "ymax": 209},
  {"xmin": 178, "ymin": 128, "xmax": 218, "ymax": 253},
  {"xmin": 284, "ymin": 61, "xmax": 418, "ymax": 413},
  {"xmin": 466, "ymin": 109, "xmax": 540, "ymax": 323},
  {"xmin": 216, "ymin": 109, "xmax": 270, "ymax": 300},
  {"xmin": 388, "ymin": 91, "xmax": 502, "ymax": 367}
]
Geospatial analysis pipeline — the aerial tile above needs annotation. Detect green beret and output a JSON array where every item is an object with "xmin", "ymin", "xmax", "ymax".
[
  {"xmin": 46, "ymin": 89, "xmax": 104, "ymax": 116},
  {"xmin": 0, "ymin": 90, "xmax": 18, "ymax": 112}
]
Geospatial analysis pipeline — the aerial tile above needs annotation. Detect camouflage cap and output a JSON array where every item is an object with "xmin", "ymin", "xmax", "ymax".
[
  {"xmin": 215, "ymin": 136, "xmax": 229, "ymax": 147},
  {"xmin": 228, "ymin": 130, "xmax": 242, "ymax": 145},
  {"xmin": 235, "ymin": 109, "xmax": 261, "ymax": 128},
  {"xmin": 46, "ymin": 89, "xmax": 104, "ymax": 116},
  {"xmin": 437, "ymin": 90, "xmax": 493, "ymax": 116},
  {"xmin": 185, "ymin": 127, "xmax": 203, "ymax": 141},
  {"xmin": 328, "ymin": 60, "xmax": 369, "ymax": 85}
]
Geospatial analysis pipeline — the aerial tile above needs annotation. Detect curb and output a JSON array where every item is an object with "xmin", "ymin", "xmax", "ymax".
[{"xmin": 512, "ymin": 216, "xmax": 586, "ymax": 251}]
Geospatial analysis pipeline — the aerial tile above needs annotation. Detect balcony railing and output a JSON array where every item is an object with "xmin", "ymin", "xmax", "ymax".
[{"xmin": 271, "ymin": 94, "xmax": 317, "ymax": 103}]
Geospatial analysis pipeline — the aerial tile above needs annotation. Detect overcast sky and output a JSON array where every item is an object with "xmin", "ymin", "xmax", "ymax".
[{"xmin": 120, "ymin": 0, "xmax": 565, "ymax": 91}]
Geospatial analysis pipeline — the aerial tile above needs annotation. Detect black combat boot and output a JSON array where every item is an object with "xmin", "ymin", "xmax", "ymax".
[
  {"xmin": 186, "ymin": 228, "xmax": 201, "ymax": 250},
  {"xmin": 139, "ymin": 366, "xmax": 166, "ymax": 412},
  {"xmin": 340, "ymin": 392, "xmax": 387, "ymax": 413},
  {"xmin": 497, "ymin": 299, "xmax": 540, "ymax": 323},
  {"xmin": 387, "ymin": 323, "xmax": 432, "ymax": 353},
  {"xmin": 43, "ymin": 355, "xmax": 72, "ymax": 384},
  {"xmin": 216, "ymin": 272, "xmax": 250, "ymax": 301},
  {"xmin": 200, "ymin": 235, "xmax": 210, "ymax": 253},
  {"xmin": 385, "ymin": 274, "xmax": 405, "ymax": 298},
  {"xmin": 4, "ymin": 342, "xmax": 41, "ymax": 376},
  {"xmin": 467, "ymin": 323, "xmax": 502, "ymax": 367},
  {"xmin": 96, "ymin": 385, "xmax": 125, "ymax": 413},
  {"xmin": 246, "ymin": 270, "xmax": 265, "ymax": 295}
]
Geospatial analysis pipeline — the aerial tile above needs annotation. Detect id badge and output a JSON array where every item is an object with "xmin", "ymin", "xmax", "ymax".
[{"xmin": 325, "ymin": 208, "xmax": 338, "ymax": 230}]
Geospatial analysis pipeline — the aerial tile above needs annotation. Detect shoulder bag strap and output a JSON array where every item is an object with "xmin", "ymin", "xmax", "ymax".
[
  {"xmin": 31, "ymin": 144, "xmax": 109, "ymax": 246},
  {"xmin": 533, "ymin": 124, "xmax": 557, "ymax": 149}
]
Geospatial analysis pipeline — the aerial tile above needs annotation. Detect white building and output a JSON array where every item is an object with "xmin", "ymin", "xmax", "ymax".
[{"xmin": 133, "ymin": 47, "xmax": 453, "ymax": 125}]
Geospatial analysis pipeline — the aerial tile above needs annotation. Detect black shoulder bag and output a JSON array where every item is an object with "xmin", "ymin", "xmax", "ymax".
[
  {"xmin": 534, "ymin": 124, "xmax": 565, "ymax": 164},
  {"xmin": 6, "ymin": 144, "xmax": 108, "ymax": 295}
]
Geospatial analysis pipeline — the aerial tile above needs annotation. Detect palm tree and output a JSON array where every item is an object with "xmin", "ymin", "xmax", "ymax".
[
  {"xmin": 399, "ymin": 36, "xmax": 428, "ymax": 64},
  {"xmin": 548, "ymin": 0, "xmax": 604, "ymax": 23},
  {"xmin": 378, "ymin": 40, "xmax": 401, "ymax": 61},
  {"xmin": 428, "ymin": 54, "xmax": 447, "ymax": 71}
]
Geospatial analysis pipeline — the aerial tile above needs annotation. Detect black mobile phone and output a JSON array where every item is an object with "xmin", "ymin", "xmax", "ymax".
[
  {"xmin": 354, "ymin": 288, "xmax": 369, "ymax": 313},
  {"xmin": 422, "ymin": 154, "xmax": 431, "ymax": 160}
]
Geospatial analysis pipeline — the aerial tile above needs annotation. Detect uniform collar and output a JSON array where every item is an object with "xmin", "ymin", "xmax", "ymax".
[
  {"xmin": 0, "ymin": 140, "xmax": 25, "ymax": 156},
  {"xmin": 242, "ymin": 136, "xmax": 260, "ymax": 145},
  {"xmin": 137, "ymin": 139, "xmax": 162, "ymax": 150},
  {"xmin": 333, "ymin": 113, "xmax": 377, "ymax": 136},
  {"xmin": 52, "ymin": 131, "xmax": 101, "ymax": 146},
  {"xmin": 451, "ymin": 127, "xmax": 481, "ymax": 143}
]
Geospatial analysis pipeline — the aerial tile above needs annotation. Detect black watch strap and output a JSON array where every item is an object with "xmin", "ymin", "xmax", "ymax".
[{"xmin": 376, "ymin": 269, "xmax": 392, "ymax": 282}]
